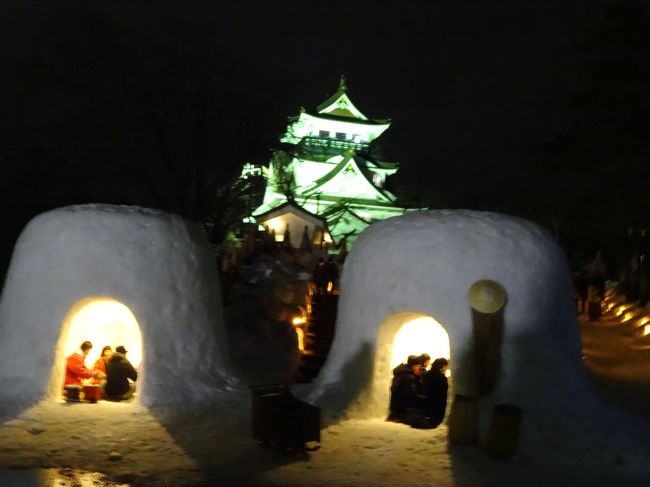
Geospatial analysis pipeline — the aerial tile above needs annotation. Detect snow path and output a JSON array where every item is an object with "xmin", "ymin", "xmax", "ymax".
[
  {"xmin": 0, "ymin": 390, "xmax": 648, "ymax": 486},
  {"xmin": 0, "ymin": 401, "xmax": 201, "ymax": 485},
  {"xmin": 580, "ymin": 314, "xmax": 650, "ymax": 415}
]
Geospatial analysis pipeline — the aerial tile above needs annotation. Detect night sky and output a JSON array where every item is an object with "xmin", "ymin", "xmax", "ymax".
[
  {"xmin": 195, "ymin": 1, "xmax": 613, "ymax": 205},
  {"xmin": 0, "ymin": 1, "xmax": 648, "ymax": 274}
]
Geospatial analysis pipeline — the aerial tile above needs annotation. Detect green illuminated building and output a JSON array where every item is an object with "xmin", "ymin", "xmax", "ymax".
[{"xmin": 247, "ymin": 77, "xmax": 409, "ymax": 247}]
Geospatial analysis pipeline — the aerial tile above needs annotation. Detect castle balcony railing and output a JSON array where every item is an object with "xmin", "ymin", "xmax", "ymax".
[{"xmin": 301, "ymin": 136, "xmax": 369, "ymax": 154}]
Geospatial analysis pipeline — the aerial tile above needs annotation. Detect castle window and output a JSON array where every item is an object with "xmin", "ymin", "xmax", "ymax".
[
  {"xmin": 319, "ymin": 130, "xmax": 330, "ymax": 138},
  {"xmin": 335, "ymin": 132, "xmax": 346, "ymax": 140}
]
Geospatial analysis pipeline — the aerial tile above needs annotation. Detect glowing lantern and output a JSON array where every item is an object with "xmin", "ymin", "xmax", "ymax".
[
  {"xmin": 295, "ymin": 327, "xmax": 305, "ymax": 352},
  {"xmin": 390, "ymin": 317, "xmax": 450, "ymax": 372},
  {"xmin": 291, "ymin": 312, "xmax": 307, "ymax": 352},
  {"xmin": 62, "ymin": 298, "xmax": 143, "ymax": 369},
  {"xmin": 615, "ymin": 305, "xmax": 630, "ymax": 317},
  {"xmin": 292, "ymin": 316, "xmax": 306, "ymax": 326}
]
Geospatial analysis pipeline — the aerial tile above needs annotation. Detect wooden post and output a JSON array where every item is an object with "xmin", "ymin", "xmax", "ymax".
[
  {"xmin": 472, "ymin": 308, "xmax": 504, "ymax": 396},
  {"xmin": 447, "ymin": 394, "xmax": 478, "ymax": 445},
  {"xmin": 467, "ymin": 280, "xmax": 507, "ymax": 397},
  {"xmin": 484, "ymin": 404, "xmax": 522, "ymax": 459}
]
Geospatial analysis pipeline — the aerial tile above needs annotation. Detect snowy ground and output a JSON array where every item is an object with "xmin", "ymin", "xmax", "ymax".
[
  {"xmin": 1, "ymin": 305, "xmax": 649, "ymax": 487},
  {"xmin": 580, "ymin": 314, "xmax": 650, "ymax": 417},
  {"xmin": 1, "ymin": 392, "xmax": 648, "ymax": 487}
]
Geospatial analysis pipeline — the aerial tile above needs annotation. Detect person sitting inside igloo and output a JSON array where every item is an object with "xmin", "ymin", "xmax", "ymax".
[
  {"xmin": 387, "ymin": 355, "xmax": 427, "ymax": 425},
  {"xmin": 91, "ymin": 345, "xmax": 112, "ymax": 396},
  {"xmin": 64, "ymin": 340, "xmax": 105, "ymax": 402},
  {"xmin": 103, "ymin": 345, "xmax": 138, "ymax": 401},
  {"xmin": 421, "ymin": 357, "xmax": 450, "ymax": 428}
]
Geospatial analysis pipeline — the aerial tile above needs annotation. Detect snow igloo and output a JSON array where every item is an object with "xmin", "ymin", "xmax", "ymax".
[
  {"xmin": 305, "ymin": 210, "xmax": 590, "ymax": 432},
  {"xmin": 0, "ymin": 205, "xmax": 230, "ymax": 413}
]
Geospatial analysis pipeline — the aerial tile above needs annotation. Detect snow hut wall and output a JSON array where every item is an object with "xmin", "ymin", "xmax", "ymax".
[
  {"xmin": 306, "ymin": 210, "xmax": 588, "ymax": 418},
  {"xmin": 0, "ymin": 205, "xmax": 229, "ymax": 410}
]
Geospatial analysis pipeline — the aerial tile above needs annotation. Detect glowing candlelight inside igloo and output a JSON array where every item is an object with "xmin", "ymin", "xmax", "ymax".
[
  {"xmin": 390, "ymin": 316, "xmax": 450, "ymax": 373},
  {"xmin": 60, "ymin": 298, "xmax": 143, "ymax": 370}
]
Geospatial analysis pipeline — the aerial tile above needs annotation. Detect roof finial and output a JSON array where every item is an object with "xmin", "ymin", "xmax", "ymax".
[{"xmin": 339, "ymin": 74, "xmax": 347, "ymax": 91}]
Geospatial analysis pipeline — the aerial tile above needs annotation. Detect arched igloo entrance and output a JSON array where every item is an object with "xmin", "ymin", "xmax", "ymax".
[
  {"xmin": 48, "ymin": 298, "xmax": 143, "ymax": 400},
  {"xmin": 367, "ymin": 312, "xmax": 451, "ymax": 418},
  {"xmin": 389, "ymin": 315, "xmax": 450, "ymax": 369}
]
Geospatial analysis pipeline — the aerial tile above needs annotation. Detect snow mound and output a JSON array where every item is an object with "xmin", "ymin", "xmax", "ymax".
[
  {"xmin": 307, "ymin": 210, "xmax": 583, "ymax": 413},
  {"xmin": 302, "ymin": 210, "xmax": 650, "ymax": 471},
  {"xmin": 0, "ymin": 204, "xmax": 234, "ymax": 413}
]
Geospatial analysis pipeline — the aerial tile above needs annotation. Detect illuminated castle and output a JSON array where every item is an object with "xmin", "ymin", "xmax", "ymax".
[{"xmin": 246, "ymin": 77, "xmax": 409, "ymax": 247}]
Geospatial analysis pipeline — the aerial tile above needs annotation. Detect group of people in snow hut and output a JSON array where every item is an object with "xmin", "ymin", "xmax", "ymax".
[
  {"xmin": 64, "ymin": 341, "xmax": 138, "ymax": 402},
  {"xmin": 388, "ymin": 354, "xmax": 449, "ymax": 429}
]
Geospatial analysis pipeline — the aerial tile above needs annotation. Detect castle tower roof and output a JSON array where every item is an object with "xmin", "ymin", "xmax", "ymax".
[{"xmin": 314, "ymin": 76, "xmax": 388, "ymax": 124}]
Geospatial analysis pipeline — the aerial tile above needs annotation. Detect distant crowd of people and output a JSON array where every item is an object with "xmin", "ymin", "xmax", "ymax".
[
  {"xmin": 574, "ymin": 248, "xmax": 650, "ymax": 316},
  {"xmin": 574, "ymin": 250, "xmax": 607, "ymax": 314},
  {"xmin": 313, "ymin": 256, "xmax": 339, "ymax": 295},
  {"xmin": 388, "ymin": 353, "xmax": 449, "ymax": 429},
  {"xmin": 64, "ymin": 341, "xmax": 138, "ymax": 402}
]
